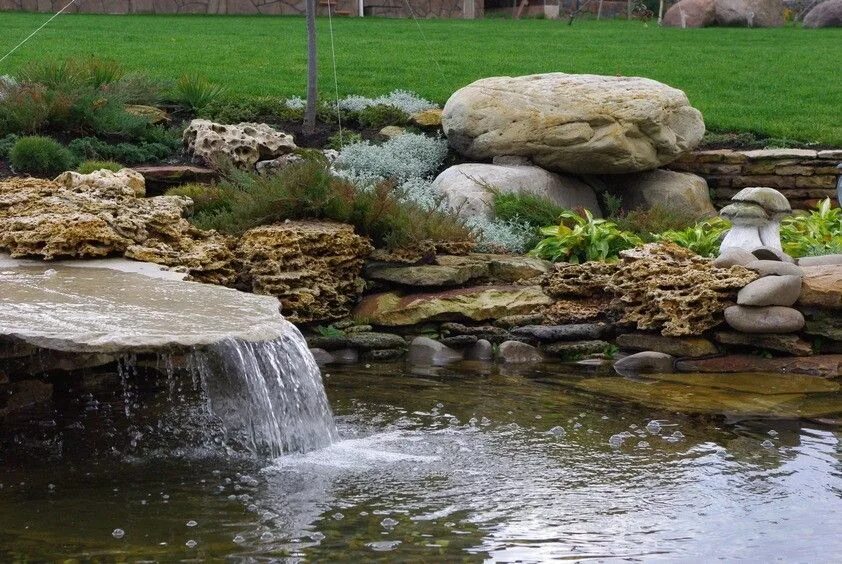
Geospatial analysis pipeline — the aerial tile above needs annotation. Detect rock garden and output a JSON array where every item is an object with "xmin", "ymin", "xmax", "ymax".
[{"xmin": 0, "ymin": 57, "xmax": 840, "ymax": 401}]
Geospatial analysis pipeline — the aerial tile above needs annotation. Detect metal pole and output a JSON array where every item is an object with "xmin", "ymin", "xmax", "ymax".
[{"xmin": 304, "ymin": 0, "xmax": 318, "ymax": 134}]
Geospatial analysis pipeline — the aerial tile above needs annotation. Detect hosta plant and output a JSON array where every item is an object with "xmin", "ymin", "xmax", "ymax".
[
  {"xmin": 780, "ymin": 198, "xmax": 842, "ymax": 258},
  {"xmin": 529, "ymin": 210, "xmax": 642, "ymax": 263},
  {"xmin": 654, "ymin": 217, "xmax": 731, "ymax": 258}
]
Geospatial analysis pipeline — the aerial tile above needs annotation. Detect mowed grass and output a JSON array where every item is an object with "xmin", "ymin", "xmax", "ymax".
[{"xmin": 1, "ymin": 13, "xmax": 840, "ymax": 144}]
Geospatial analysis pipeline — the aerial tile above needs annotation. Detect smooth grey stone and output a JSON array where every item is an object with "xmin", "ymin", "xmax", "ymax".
[
  {"xmin": 713, "ymin": 248, "xmax": 756, "ymax": 267},
  {"xmin": 465, "ymin": 339, "xmax": 493, "ymax": 361},
  {"xmin": 407, "ymin": 337, "xmax": 463, "ymax": 366},
  {"xmin": 510, "ymin": 323, "xmax": 606, "ymax": 342},
  {"xmin": 310, "ymin": 348, "xmax": 334, "ymax": 366},
  {"xmin": 613, "ymin": 351, "xmax": 675, "ymax": 375},
  {"xmin": 440, "ymin": 335, "xmax": 479, "ymax": 347},
  {"xmin": 798, "ymin": 254, "xmax": 842, "ymax": 267},
  {"xmin": 737, "ymin": 275, "xmax": 802, "ymax": 307},
  {"xmin": 497, "ymin": 340, "xmax": 543, "ymax": 364},
  {"xmin": 744, "ymin": 260, "xmax": 803, "ymax": 277},
  {"xmin": 724, "ymin": 305, "xmax": 805, "ymax": 334}
]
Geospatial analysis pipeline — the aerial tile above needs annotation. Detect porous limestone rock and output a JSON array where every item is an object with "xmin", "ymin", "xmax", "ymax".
[
  {"xmin": 353, "ymin": 285, "xmax": 553, "ymax": 327},
  {"xmin": 803, "ymin": 0, "xmax": 842, "ymax": 28},
  {"xmin": 442, "ymin": 73, "xmax": 705, "ymax": 175},
  {"xmin": 54, "ymin": 168, "xmax": 146, "ymax": 198},
  {"xmin": 0, "ymin": 177, "xmax": 235, "ymax": 284},
  {"xmin": 183, "ymin": 119, "xmax": 296, "ymax": 168},
  {"xmin": 431, "ymin": 163, "xmax": 601, "ymax": 220},
  {"xmin": 715, "ymin": 0, "xmax": 785, "ymax": 27},
  {"xmin": 543, "ymin": 243, "xmax": 758, "ymax": 336},
  {"xmin": 234, "ymin": 222, "xmax": 373, "ymax": 324},
  {"xmin": 662, "ymin": 0, "xmax": 717, "ymax": 27},
  {"xmin": 600, "ymin": 169, "xmax": 716, "ymax": 220}
]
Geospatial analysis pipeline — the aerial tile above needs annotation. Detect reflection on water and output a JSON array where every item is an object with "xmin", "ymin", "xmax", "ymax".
[{"xmin": 1, "ymin": 362, "xmax": 841, "ymax": 561}]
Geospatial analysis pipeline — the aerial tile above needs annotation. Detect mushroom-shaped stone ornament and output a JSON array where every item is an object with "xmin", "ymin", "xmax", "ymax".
[{"xmin": 719, "ymin": 187, "xmax": 792, "ymax": 255}]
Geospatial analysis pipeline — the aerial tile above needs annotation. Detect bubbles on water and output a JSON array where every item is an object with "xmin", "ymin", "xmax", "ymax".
[
  {"xmin": 260, "ymin": 531, "xmax": 274, "ymax": 542},
  {"xmin": 608, "ymin": 431, "xmax": 635, "ymax": 448},
  {"xmin": 645, "ymin": 420, "xmax": 662, "ymax": 435},
  {"xmin": 637, "ymin": 441, "xmax": 650, "ymax": 449},
  {"xmin": 663, "ymin": 430, "xmax": 685, "ymax": 443},
  {"xmin": 480, "ymin": 417, "xmax": 491, "ymax": 426},
  {"xmin": 761, "ymin": 439, "xmax": 776, "ymax": 449},
  {"xmin": 367, "ymin": 540, "xmax": 402, "ymax": 551},
  {"xmin": 186, "ymin": 520, "xmax": 198, "ymax": 527},
  {"xmin": 535, "ymin": 415, "xmax": 542, "ymax": 420},
  {"xmin": 380, "ymin": 517, "xmax": 399, "ymax": 529},
  {"xmin": 546, "ymin": 426, "xmax": 566, "ymax": 436},
  {"xmin": 573, "ymin": 422, "xmax": 582, "ymax": 430},
  {"xmin": 185, "ymin": 539, "xmax": 197, "ymax": 548},
  {"xmin": 309, "ymin": 531, "xmax": 326, "ymax": 541},
  {"xmin": 332, "ymin": 512, "xmax": 345, "ymax": 520},
  {"xmin": 233, "ymin": 534, "xmax": 246, "ymax": 544},
  {"xmin": 768, "ymin": 430, "xmax": 779, "ymax": 437},
  {"xmin": 111, "ymin": 528, "xmax": 125, "ymax": 539}
]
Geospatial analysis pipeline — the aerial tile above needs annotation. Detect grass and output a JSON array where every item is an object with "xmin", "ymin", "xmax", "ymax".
[{"xmin": 0, "ymin": 14, "xmax": 840, "ymax": 144}]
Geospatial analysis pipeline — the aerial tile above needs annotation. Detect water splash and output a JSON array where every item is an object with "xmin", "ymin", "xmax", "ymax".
[{"xmin": 187, "ymin": 320, "xmax": 337, "ymax": 458}]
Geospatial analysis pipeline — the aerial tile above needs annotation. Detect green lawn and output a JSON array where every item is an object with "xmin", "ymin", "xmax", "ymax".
[{"xmin": 1, "ymin": 13, "xmax": 840, "ymax": 144}]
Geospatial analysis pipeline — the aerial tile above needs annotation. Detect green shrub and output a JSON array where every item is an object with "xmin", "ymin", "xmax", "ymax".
[
  {"xmin": 612, "ymin": 205, "xmax": 699, "ymax": 242},
  {"xmin": 9, "ymin": 136, "xmax": 76, "ymax": 176},
  {"xmin": 184, "ymin": 160, "xmax": 474, "ymax": 251},
  {"xmin": 171, "ymin": 74, "xmax": 225, "ymax": 111},
  {"xmin": 0, "ymin": 133, "xmax": 19, "ymax": 157},
  {"xmin": 493, "ymin": 192, "xmax": 568, "ymax": 229},
  {"xmin": 199, "ymin": 96, "xmax": 302, "ymax": 123},
  {"xmin": 654, "ymin": 217, "xmax": 731, "ymax": 258},
  {"xmin": 781, "ymin": 198, "xmax": 842, "ymax": 258},
  {"xmin": 67, "ymin": 134, "xmax": 180, "ymax": 165},
  {"xmin": 77, "ymin": 160, "xmax": 123, "ymax": 174},
  {"xmin": 354, "ymin": 104, "xmax": 409, "ymax": 129},
  {"xmin": 106, "ymin": 73, "xmax": 169, "ymax": 105},
  {"xmin": 529, "ymin": 210, "xmax": 643, "ymax": 263},
  {"xmin": 326, "ymin": 131, "xmax": 363, "ymax": 151}
]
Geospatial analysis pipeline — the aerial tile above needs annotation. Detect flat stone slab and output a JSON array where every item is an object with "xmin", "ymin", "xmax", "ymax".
[
  {"xmin": 798, "ymin": 265, "xmax": 842, "ymax": 309},
  {"xmin": 675, "ymin": 355, "xmax": 842, "ymax": 378},
  {"xmin": 713, "ymin": 331, "xmax": 814, "ymax": 357},
  {"xmin": 615, "ymin": 332, "xmax": 719, "ymax": 357},
  {"xmin": 0, "ymin": 263, "xmax": 286, "ymax": 353}
]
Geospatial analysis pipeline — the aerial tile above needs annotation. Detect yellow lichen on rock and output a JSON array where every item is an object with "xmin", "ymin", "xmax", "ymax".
[{"xmin": 234, "ymin": 222, "xmax": 373, "ymax": 323}]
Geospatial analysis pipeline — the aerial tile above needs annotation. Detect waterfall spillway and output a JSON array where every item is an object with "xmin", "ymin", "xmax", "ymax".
[
  {"xmin": 0, "ymin": 262, "xmax": 337, "ymax": 458},
  {"xmin": 190, "ymin": 322, "xmax": 338, "ymax": 457}
]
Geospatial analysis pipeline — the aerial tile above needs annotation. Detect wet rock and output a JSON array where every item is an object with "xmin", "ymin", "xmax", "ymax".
[
  {"xmin": 724, "ymin": 305, "xmax": 805, "ymax": 333},
  {"xmin": 744, "ymin": 260, "xmax": 803, "ymax": 277},
  {"xmin": 466, "ymin": 339, "xmax": 493, "ymax": 361},
  {"xmin": 331, "ymin": 348, "xmax": 360, "ymax": 364},
  {"xmin": 183, "ymin": 119, "xmax": 296, "ymax": 168},
  {"xmin": 802, "ymin": 309, "xmax": 842, "ymax": 341},
  {"xmin": 510, "ymin": 323, "xmax": 607, "ymax": 342},
  {"xmin": 362, "ymin": 349, "xmax": 405, "ymax": 362},
  {"xmin": 613, "ymin": 351, "xmax": 675, "ymax": 375},
  {"xmin": 498, "ymin": 341, "xmax": 544, "ymax": 364},
  {"xmin": 616, "ymin": 333, "xmax": 718, "ymax": 357},
  {"xmin": 713, "ymin": 248, "xmax": 756, "ymax": 267},
  {"xmin": 353, "ymin": 285, "xmax": 552, "ymax": 327},
  {"xmin": 344, "ymin": 325, "xmax": 373, "ymax": 334},
  {"xmin": 310, "ymin": 348, "xmax": 335, "ymax": 366},
  {"xmin": 737, "ymin": 275, "xmax": 802, "ymax": 307},
  {"xmin": 439, "ymin": 322, "xmax": 511, "ymax": 343},
  {"xmin": 798, "ymin": 254, "xmax": 842, "ymax": 267},
  {"xmin": 798, "ymin": 265, "xmax": 842, "ymax": 309},
  {"xmin": 3, "ymin": 379, "xmax": 53, "ymax": 415},
  {"xmin": 235, "ymin": 222, "xmax": 373, "ymax": 323},
  {"xmin": 675, "ymin": 355, "xmax": 842, "ymax": 377},
  {"xmin": 494, "ymin": 313, "xmax": 546, "ymax": 329},
  {"xmin": 407, "ymin": 337, "xmax": 463, "ymax": 366},
  {"xmin": 541, "ymin": 340, "xmax": 609, "ymax": 359},
  {"xmin": 440, "ymin": 335, "xmax": 479, "ymax": 347},
  {"xmin": 307, "ymin": 332, "xmax": 406, "ymax": 351},
  {"xmin": 442, "ymin": 73, "xmax": 704, "ymax": 174},
  {"xmin": 713, "ymin": 331, "xmax": 813, "ymax": 356}
]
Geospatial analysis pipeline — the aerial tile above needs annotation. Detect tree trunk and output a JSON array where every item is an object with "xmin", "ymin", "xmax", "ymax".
[{"xmin": 304, "ymin": 0, "xmax": 318, "ymax": 134}]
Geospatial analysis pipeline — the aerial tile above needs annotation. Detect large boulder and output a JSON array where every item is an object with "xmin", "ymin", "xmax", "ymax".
[
  {"xmin": 715, "ymin": 0, "xmax": 785, "ymax": 26},
  {"xmin": 183, "ymin": 120, "xmax": 296, "ymax": 168},
  {"xmin": 663, "ymin": 0, "xmax": 717, "ymax": 27},
  {"xmin": 234, "ymin": 222, "xmax": 373, "ymax": 324},
  {"xmin": 353, "ymin": 285, "xmax": 553, "ymax": 326},
  {"xmin": 804, "ymin": 0, "xmax": 842, "ymax": 27},
  {"xmin": 0, "ymin": 177, "xmax": 234, "ymax": 285},
  {"xmin": 431, "ymin": 163, "xmax": 601, "ymax": 220},
  {"xmin": 600, "ymin": 169, "xmax": 716, "ymax": 220},
  {"xmin": 798, "ymin": 265, "xmax": 842, "ymax": 309},
  {"xmin": 442, "ymin": 73, "xmax": 705, "ymax": 175}
]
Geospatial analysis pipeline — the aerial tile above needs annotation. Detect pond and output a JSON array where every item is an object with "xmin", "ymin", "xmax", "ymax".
[{"xmin": 1, "ymin": 361, "xmax": 841, "ymax": 561}]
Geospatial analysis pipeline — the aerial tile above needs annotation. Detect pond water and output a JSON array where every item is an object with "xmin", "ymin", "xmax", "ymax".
[{"xmin": 2, "ymin": 361, "xmax": 842, "ymax": 561}]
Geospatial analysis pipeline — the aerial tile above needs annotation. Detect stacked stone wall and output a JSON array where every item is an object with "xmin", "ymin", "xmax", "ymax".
[{"xmin": 668, "ymin": 149, "xmax": 841, "ymax": 210}]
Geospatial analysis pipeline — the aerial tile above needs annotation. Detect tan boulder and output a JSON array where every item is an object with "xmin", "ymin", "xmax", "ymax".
[
  {"xmin": 442, "ymin": 73, "xmax": 705, "ymax": 174},
  {"xmin": 798, "ymin": 265, "xmax": 842, "ymax": 309},
  {"xmin": 600, "ymin": 169, "xmax": 716, "ymax": 220},
  {"xmin": 663, "ymin": 0, "xmax": 717, "ymax": 27},
  {"xmin": 410, "ymin": 108, "xmax": 443, "ymax": 128},
  {"xmin": 353, "ymin": 285, "xmax": 553, "ymax": 326}
]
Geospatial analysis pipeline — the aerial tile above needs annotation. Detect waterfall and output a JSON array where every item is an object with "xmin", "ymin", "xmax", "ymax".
[{"xmin": 186, "ymin": 320, "xmax": 337, "ymax": 458}]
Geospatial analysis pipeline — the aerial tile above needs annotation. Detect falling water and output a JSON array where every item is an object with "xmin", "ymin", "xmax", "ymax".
[{"xmin": 185, "ymin": 320, "xmax": 338, "ymax": 458}]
